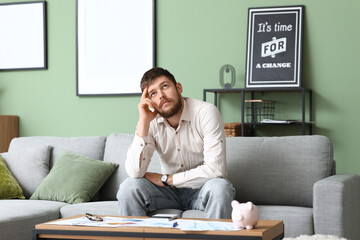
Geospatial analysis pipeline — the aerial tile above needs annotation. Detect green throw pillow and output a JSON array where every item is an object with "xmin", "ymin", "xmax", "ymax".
[
  {"xmin": 0, "ymin": 157, "xmax": 25, "ymax": 199},
  {"xmin": 30, "ymin": 150, "xmax": 118, "ymax": 204}
]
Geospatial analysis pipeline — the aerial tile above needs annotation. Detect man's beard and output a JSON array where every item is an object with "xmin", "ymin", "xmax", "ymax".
[{"xmin": 156, "ymin": 94, "xmax": 182, "ymax": 119}]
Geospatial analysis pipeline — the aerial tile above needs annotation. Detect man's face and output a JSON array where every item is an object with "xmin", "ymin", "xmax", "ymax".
[{"xmin": 147, "ymin": 76, "xmax": 183, "ymax": 119}]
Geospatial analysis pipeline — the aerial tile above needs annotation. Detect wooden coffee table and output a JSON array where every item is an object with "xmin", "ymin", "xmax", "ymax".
[{"xmin": 33, "ymin": 215, "xmax": 284, "ymax": 240}]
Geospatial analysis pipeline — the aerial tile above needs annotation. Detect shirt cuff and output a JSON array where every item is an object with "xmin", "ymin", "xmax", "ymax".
[
  {"xmin": 172, "ymin": 172, "xmax": 186, "ymax": 188},
  {"xmin": 133, "ymin": 134, "xmax": 147, "ymax": 150},
  {"xmin": 128, "ymin": 134, "xmax": 147, "ymax": 171}
]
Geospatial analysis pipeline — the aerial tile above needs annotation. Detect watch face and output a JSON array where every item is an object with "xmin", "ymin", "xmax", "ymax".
[{"xmin": 161, "ymin": 175, "xmax": 167, "ymax": 182}]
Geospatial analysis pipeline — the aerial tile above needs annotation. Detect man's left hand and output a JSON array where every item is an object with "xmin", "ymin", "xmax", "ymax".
[{"xmin": 144, "ymin": 172, "xmax": 173, "ymax": 187}]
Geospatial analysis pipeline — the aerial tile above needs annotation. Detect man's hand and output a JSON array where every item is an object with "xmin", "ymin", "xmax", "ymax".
[
  {"xmin": 137, "ymin": 87, "xmax": 158, "ymax": 137},
  {"xmin": 139, "ymin": 86, "xmax": 157, "ymax": 123},
  {"xmin": 144, "ymin": 172, "xmax": 163, "ymax": 187},
  {"xmin": 144, "ymin": 172, "xmax": 173, "ymax": 187}
]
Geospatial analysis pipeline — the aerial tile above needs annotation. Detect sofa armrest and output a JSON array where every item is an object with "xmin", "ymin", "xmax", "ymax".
[{"xmin": 313, "ymin": 174, "xmax": 360, "ymax": 240}]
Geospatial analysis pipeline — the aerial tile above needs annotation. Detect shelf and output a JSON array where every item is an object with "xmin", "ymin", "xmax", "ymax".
[
  {"xmin": 244, "ymin": 122, "xmax": 314, "ymax": 126},
  {"xmin": 203, "ymin": 87, "xmax": 311, "ymax": 94},
  {"xmin": 0, "ymin": 115, "xmax": 19, "ymax": 152},
  {"xmin": 203, "ymin": 88, "xmax": 313, "ymax": 136}
]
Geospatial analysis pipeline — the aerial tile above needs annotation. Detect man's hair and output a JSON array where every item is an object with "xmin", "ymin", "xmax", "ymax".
[{"xmin": 140, "ymin": 67, "xmax": 177, "ymax": 92}]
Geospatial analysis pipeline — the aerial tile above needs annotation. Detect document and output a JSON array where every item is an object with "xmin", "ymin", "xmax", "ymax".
[
  {"xmin": 175, "ymin": 219, "xmax": 241, "ymax": 231},
  {"xmin": 46, "ymin": 216, "xmax": 241, "ymax": 231},
  {"xmin": 260, "ymin": 119, "xmax": 298, "ymax": 124},
  {"xmin": 47, "ymin": 216, "xmax": 174, "ymax": 228}
]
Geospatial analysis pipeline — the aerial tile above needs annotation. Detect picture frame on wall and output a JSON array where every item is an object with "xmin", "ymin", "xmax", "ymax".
[
  {"xmin": 76, "ymin": 0, "xmax": 156, "ymax": 96},
  {"xmin": 245, "ymin": 6, "xmax": 304, "ymax": 88},
  {"xmin": 0, "ymin": 1, "xmax": 47, "ymax": 70}
]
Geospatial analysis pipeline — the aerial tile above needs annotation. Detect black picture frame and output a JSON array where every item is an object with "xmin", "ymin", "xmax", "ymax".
[
  {"xmin": 245, "ymin": 6, "xmax": 304, "ymax": 88},
  {"xmin": 0, "ymin": 1, "xmax": 47, "ymax": 71},
  {"xmin": 76, "ymin": 0, "xmax": 156, "ymax": 96}
]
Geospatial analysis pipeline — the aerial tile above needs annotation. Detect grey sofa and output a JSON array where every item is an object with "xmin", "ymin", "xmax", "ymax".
[{"xmin": 0, "ymin": 134, "xmax": 359, "ymax": 240}]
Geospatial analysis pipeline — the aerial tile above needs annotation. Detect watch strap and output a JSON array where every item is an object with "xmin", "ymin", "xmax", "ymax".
[{"xmin": 161, "ymin": 174, "xmax": 169, "ymax": 186}]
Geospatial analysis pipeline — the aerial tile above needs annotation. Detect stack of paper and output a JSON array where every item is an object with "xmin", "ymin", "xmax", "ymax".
[
  {"xmin": 260, "ymin": 119, "xmax": 298, "ymax": 124},
  {"xmin": 47, "ymin": 216, "xmax": 241, "ymax": 231}
]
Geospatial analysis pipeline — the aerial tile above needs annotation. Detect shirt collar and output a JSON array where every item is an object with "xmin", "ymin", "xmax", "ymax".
[{"xmin": 156, "ymin": 97, "xmax": 191, "ymax": 124}]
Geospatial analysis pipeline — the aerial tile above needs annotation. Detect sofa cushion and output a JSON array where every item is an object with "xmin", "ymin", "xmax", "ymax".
[
  {"xmin": 8, "ymin": 136, "xmax": 106, "ymax": 168},
  {"xmin": 0, "ymin": 145, "xmax": 51, "ymax": 198},
  {"xmin": 226, "ymin": 135, "xmax": 333, "ymax": 207},
  {"xmin": 60, "ymin": 201, "xmax": 119, "ymax": 218},
  {"xmin": 100, "ymin": 133, "xmax": 161, "ymax": 200},
  {"xmin": 0, "ymin": 199, "xmax": 67, "ymax": 240},
  {"xmin": 0, "ymin": 157, "xmax": 25, "ymax": 199},
  {"xmin": 30, "ymin": 151, "xmax": 118, "ymax": 204},
  {"xmin": 257, "ymin": 205, "xmax": 314, "ymax": 238}
]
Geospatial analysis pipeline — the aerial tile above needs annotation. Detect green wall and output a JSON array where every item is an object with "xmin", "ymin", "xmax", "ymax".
[{"xmin": 0, "ymin": 0, "xmax": 359, "ymax": 175}]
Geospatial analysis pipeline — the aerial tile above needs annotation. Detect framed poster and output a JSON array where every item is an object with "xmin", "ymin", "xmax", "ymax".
[
  {"xmin": 76, "ymin": 0, "xmax": 156, "ymax": 96},
  {"xmin": 0, "ymin": 1, "xmax": 47, "ymax": 70},
  {"xmin": 245, "ymin": 6, "xmax": 304, "ymax": 88}
]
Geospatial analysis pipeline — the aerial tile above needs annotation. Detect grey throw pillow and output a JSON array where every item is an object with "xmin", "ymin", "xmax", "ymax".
[{"xmin": 1, "ymin": 145, "xmax": 51, "ymax": 198}]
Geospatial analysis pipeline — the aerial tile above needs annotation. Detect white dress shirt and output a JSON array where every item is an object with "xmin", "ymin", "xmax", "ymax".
[{"xmin": 125, "ymin": 97, "xmax": 227, "ymax": 189}]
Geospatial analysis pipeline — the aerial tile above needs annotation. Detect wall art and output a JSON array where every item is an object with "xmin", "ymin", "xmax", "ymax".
[
  {"xmin": 76, "ymin": 0, "xmax": 156, "ymax": 96},
  {"xmin": 245, "ymin": 6, "xmax": 304, "ymax": 88},
  {"xmin": 0, "ymin": 1, "xmax": 46, "ymax": 70}
]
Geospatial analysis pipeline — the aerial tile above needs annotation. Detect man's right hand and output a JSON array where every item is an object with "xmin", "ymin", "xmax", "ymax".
[{"xmin": 136, "ymin": 86, "xmax": 157, "ymax": 137}]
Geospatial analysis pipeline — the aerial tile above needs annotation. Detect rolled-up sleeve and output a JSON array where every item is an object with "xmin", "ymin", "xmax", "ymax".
[{"xmin": 125, "ymin": 133, "xmax": 155, "ymax": 178}]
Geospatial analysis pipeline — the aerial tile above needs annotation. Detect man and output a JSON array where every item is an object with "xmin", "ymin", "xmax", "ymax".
[{"xmin": 117, "ymin": 67, "xmax": 235, "ymax": 219}]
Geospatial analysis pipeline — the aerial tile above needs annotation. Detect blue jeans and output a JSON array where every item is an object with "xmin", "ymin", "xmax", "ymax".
[{"xmin": 117, "ymin": 177, "xmax": 235, "ymax": 219}]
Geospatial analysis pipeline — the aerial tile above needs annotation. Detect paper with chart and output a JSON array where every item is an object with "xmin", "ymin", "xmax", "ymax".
[{"xmin": 46, "ymin": 216, "xmax": 241, "ymax": 231}]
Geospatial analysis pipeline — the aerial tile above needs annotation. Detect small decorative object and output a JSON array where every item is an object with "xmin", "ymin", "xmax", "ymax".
[
  {"xmin": 231, "ymin": 200, "xmax": 260, "ymax": 230},
  {"xmin": 245, "ymin": 6, "xmax": 304, "ymax": 88},
  {"xmin": 245, "ymin": 100, "xmax": 275, "ymax": 123},
  {"xmin": 219, "ymin": 64, "xmax": 236, "ymax": 89}
]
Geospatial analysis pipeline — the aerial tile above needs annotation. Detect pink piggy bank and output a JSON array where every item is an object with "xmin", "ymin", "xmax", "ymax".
[{"xmin": 231, "ymin": 200, "xmax": 260, "ymax": 230}]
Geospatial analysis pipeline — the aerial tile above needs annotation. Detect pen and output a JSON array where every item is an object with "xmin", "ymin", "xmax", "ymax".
[{"xmin": 172, "ymin": 222, "xmax": 178, "ymax": 228}]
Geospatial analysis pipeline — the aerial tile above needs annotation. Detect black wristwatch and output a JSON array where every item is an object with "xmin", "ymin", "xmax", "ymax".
[{"xmin": 161, "ymin": 174, "xmax": 170, "ymax": 186}]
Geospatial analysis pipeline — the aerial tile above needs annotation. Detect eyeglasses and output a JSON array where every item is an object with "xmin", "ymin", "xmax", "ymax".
[{"xmin": 85, "ymin": 213, "xmax": 103, "ymax": 222}]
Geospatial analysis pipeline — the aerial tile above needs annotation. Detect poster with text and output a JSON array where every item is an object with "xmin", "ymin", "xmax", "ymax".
[{"xmin": 245, "ymin": 6, "xmax": 304, "ymax": 88}]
